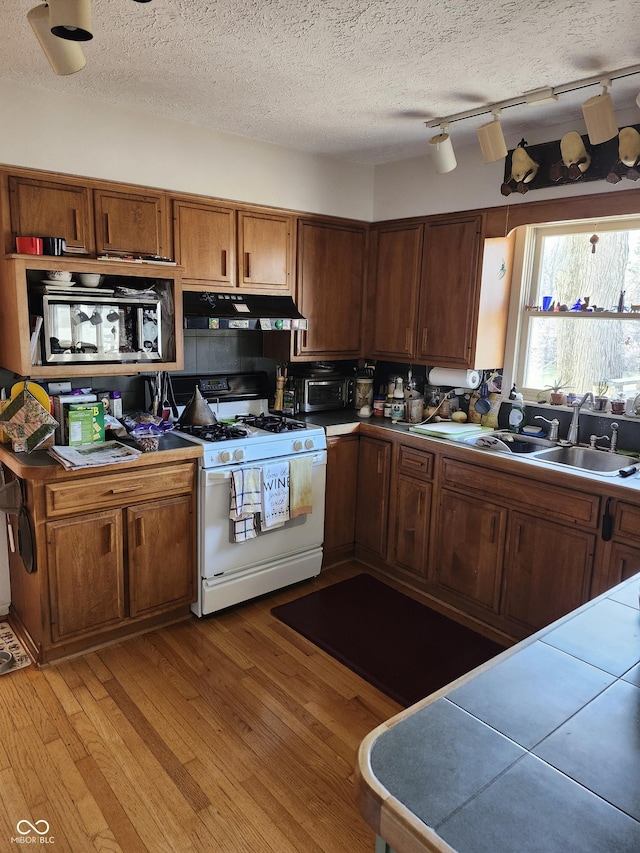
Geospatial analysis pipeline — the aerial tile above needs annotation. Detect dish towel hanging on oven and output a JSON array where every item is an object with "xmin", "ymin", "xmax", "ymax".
[
  {"xmin": 230, "ymin": 467, "xmax": 262, "ymax": 541},
  {"xmin": 261, "ymin": 460, "xmax": 290, "ymax": 530},
  {"xmin": 289, "ymin": 456, "xmax": 313, "ymax": 518}
]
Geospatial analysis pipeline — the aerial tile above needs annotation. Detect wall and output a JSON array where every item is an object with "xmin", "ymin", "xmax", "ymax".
[
  {"xmin": 0, "ymin": 80, "xmax": 373, "ymax": 222},
  {"xmin": 373, "ymin": 107, "xmax": 640, "ymax": 221}
]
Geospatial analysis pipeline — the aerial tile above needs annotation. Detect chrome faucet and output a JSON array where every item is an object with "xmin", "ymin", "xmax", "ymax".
[
  {"xmin": 590, "ymin": 422, "xmax": 619, "ymax": 452},
  {"xmin": 567, "ymin": 392, "xmax": 593, "ymax": 445}
]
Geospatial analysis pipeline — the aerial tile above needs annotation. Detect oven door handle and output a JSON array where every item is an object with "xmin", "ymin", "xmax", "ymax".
[{"xmin": 203, "ymin": 451, "xmax": 327, "ymax": 485}]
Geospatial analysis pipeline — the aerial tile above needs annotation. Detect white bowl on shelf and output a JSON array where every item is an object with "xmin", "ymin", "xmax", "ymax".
[
  {"xmin": 77, "ymin": 273, "xmax": 102, "ymax": 287},
  {"xmin": 46, "ymin": 270, "xmax": 72, "ymax": 281}
]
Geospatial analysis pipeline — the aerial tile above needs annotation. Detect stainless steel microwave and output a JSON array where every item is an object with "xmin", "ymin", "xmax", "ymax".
[
  {"xmin": 40, "ymin": 293, "xmax": 163, "ymax": 364},
  {"xmin": 293, "ymin": 376, "xmax": 354, "ymax": 413}
]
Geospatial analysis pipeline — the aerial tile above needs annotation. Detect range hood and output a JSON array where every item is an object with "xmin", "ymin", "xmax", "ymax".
[{"xmin": 183, "ymin": 291, "xmax": 308, "ymax": 331}]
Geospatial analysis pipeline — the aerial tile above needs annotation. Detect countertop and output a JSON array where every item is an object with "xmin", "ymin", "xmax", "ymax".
[
  {"xmin": 356, "ymin": 573, "xmax": 640, "ymax": 853},
  {"xmin": 303, "ymin": 411, "xmax": 640, "ymax": 494},
  {"xmin": 0, "ymin": 431, "xmax": 202, "ymax": 480}
]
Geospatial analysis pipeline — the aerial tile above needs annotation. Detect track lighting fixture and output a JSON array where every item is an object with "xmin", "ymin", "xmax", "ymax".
[
  {"xmin": 27, "ymin": 4, "xmax": 86, "ymax": 75},
  {"xmin": 428, "ymin": 123, "xmax": 457, "ymax": 174},
  {"xmin": 477, "ymin": 110, "xmax": 508, "ymax": 164},
  {"xmin": 581, "ymin": 80, "xmax": 619, "ymax": 145},
  {"xmin": 48, "ymin": 0, "xmax": 93, "ymax": 41}
]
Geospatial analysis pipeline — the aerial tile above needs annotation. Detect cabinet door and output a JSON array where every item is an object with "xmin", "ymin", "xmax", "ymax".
[
  {"xmin": 238, "ymin": 211, "xmax": 291, "ymax": 291},
  {"xmin": 173, "ymin": 200, "xmax": 235, "ymax": 287},
  {"xmin": 415, "ymin": 215, "xmax": 483, "ymax": 367},
  {"xmin": 433, "ymin": 490, "xmax": 506, "ymax": 611},
  {"xmin": 47, "ymin": 510, "xmax": 125, "ymax": 642},
  {"xmin": 502, "ymin": 511, "xmax": 594, "ymax": 632},
  {"xmin": 324, "ymin": 434, "xmax": 359, "ymax": 561},
  {"xmin": 94, "ymin": 189, "xmax": 167, "ymax": 257},
  {"xmin": 8, "ymin": 175, "xmax": 93, "ymax": 254},
  {"xmin": 127, "ymin": 495, "xmax": 194, "ymax": 617},
  {"xmin": 393, "ymin": 475, "xmax": 432, "ymax": 579},
  {"xmin": 368, "ymin": 223, "xmax": 423, "ymax": 360},
  {"xmin": 295, "ymin": 220, "xmax": 366, "ymax": 358},
  {"xmin": 355, "ymin": 436, "xmax": 391, "ymax": 560}
]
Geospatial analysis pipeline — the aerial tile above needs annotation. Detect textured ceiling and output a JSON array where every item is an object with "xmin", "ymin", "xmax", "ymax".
[{"xmin": 2, "ymin": 0, "xmax": 639, "ymax": 164}]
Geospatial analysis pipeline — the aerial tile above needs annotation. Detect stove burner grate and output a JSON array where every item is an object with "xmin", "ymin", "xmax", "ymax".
[
  {"xmin": 178, "ymin": 423, "xmax": 249, "ymax": 442},
  {"xmin": 238, "ymin": 414, "xmax": 306, "ymax": 433}
]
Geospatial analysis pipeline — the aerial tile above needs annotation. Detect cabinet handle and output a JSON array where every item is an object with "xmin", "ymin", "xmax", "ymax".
[
  {"xmin": 105, "ymin": 523, "xmax": 115, "ymax": 554},
  {"xmin": 221, "ymin": 249, "xmax": 227, "ymax": 277},
  {"xmin": 72, "ymin": 208, "xmax": 80, "ymax": 241},
  {"xmin": 417, "ymin": 492, "xmax": 422, "ymax": 516},
  {"xmin": 489, "ymin": 516, "xmax": 496, "ymax": 543},
  {"xmin": 601, "ymin": 497, "xmax": 614, "ymax": 541},
  {"xmin": 136, "ymin": 517, "xmax": 145, "ymax": 547},
  {"xmin": 421, "ymin": 327, "xmax": 428, "ymax": 350},
  {"xmin": 108, "ymin": 486, "xmax": 139, "ymax": 494},
  {"xmin": 104, "ymin": 212, "xmax": 111, "ymax": 245},
  {"xmin": 405, "ymin": 328, "xmax": 412, "ymax": 352},
  {"xmin": 377, "ymin": 450, "xmax": 384, "ymax": 475},
  {"xmin": 244, "ymin": 252, "xmax": 251, "ymax": 279},
  {"xmin": 515, "ymin": 523, "xmax": 523, "ymax": 554}
]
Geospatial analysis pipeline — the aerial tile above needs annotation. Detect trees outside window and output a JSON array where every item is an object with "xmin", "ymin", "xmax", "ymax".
[{"xmin": 517, "ymin": 220, "xmax": 640, "ymax": 400}]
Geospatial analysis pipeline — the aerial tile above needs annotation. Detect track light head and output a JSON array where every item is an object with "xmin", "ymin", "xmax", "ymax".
[
  {"xmin": 28, "ymin": 4, "xmax": 86, "ymax": 75},
  {"xmin": 49, "ymin": 0, "xmax": 93, "ymax": 42},
  {"xmin": 427, "ymin": 123, "xmax": 457, "ymax": 174},
  {"xmin": 581, "ymin": 81, "xmax": 618, "ymax": 145},
  {"xmin": 477, "ymin": 110, "xmax": 508, "ymax": 164}
]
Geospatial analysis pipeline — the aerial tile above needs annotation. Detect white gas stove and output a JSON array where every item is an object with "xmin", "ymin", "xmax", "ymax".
[{"xmin": 169, "ymin": 372, "xmax": 327, "ymax": 617}]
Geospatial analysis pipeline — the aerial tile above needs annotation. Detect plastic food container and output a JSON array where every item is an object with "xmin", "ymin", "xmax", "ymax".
[{"xmin": 131, "ymin": 426, "xmax": 161, "ymax": 452}]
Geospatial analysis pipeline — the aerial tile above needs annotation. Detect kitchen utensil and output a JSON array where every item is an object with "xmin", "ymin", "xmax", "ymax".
[
  {"xmin": 77, "ymin": 273, "xmax": 101, "ymax": 287},
  {"xmin": 178, "ymin": 386, "xmax": 217, "ymax": 426},
  {"xmin": 474, "ymin": 376, "xmax": 491, "ymax": 414},
  {"xmin": 46, "ymin": 270, "xmax": 72, "ymax": 281},
  {"xmin": 405, "ymin": 395, "xmax": 425, "ymax": 423}
]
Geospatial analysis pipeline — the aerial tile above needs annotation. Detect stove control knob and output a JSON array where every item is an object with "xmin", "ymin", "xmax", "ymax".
[
  {"xmin": 219, "ymin": 450, "xmax": 231, "ymax": 463},
  {"xmin": 304, "ymin": 439, "xmax": 314, "ymax": 450},
  {"xmin": 293, "ymin": 440, "xmax": 303, "ymax": 452},
  {"xmin": 233, "ymin": 449, "xmax": 244, "ymax": 461}
]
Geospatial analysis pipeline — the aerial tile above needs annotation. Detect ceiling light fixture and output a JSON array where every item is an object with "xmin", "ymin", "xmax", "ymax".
[
  {"xmin": 48, "ymin": 0, "xmax": 93, "ymax": 41},
  {"xmin": 477, "ymin": 109, "xmax": 508, "ymax": 163},
  {"xmin": 423, "ymin": 64, "xmax": 640, "ymax": 170},
  {"xmin": 428, "ymin": 123, "xmax": 457, "ymax": 174},
  {"xmin": 581, "ymin": 80, "xmax": 619, "ymax": 145},
  {"xmin": 27, "ymin": 4, "xmax": 86, "ymax": 75}
]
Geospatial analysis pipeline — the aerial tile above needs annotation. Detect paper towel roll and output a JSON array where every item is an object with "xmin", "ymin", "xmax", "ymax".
[{"xmin": 428, "ymin": 368, "xmax": 481, "ymax": 389}]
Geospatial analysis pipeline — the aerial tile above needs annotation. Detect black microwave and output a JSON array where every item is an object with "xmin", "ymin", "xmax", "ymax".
[{"xmin": 39, "ymin": 292, "xmax": 164, "ymax": 364}]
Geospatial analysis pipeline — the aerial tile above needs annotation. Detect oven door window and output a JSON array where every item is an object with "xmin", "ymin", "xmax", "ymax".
[{"xmin": 307, "ymin": 381, "xmax": 345, "ymax": 407}]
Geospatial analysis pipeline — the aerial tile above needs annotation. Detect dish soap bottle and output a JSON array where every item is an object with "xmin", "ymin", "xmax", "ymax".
[{"xmin": 508, "ymin": 393, "xmax": 526, "ymax": 433}]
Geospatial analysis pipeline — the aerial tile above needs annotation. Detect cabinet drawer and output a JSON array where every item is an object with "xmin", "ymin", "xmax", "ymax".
[
  {"xmin": 397, "ymin": 445, "xmax": 434, "ymax": 481},
  {"xmin": 614, "ymin": 501, "xmax": 640, "ymax": 542},
  {"xmin": 441, "ymin": 458, "xmax": 600, "ymax": 528},
  {"xmin": 45, "ymin": 464, "xmax": 195, "ymax": 516}
]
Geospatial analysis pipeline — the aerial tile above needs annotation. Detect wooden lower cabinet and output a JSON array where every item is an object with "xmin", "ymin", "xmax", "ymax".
[
  {"xmin": 47, "ymin": 509, "xmax": 125, "ymax": 641},
  {"xmin": 433, "ymin": 490, "xmax": 506, "ymax": 611},
  {"xmin": 10, "ymin": 461, "xmax": 197, "ymax": 665},
  {"xmin": 501, "ymin": 512, "xmax": 595, "ymax": 632},
  {"xmin": 392, "ymin": 474, "xmax": 432, "ymax": 579},
  {"xmin": 323, "ymin": 434, "xmax": 359, "ymax": 566},
  {"xmin": 355, "ymin": 435, "xmax": 391, "ymax": 563}
]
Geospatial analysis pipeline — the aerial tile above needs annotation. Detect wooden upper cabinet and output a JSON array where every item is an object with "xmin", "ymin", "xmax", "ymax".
[
  {"xmin": 8, "ymin": 174, "xmax": 93, "ymax": 254},
  {"xmin": 94, "ymin": 188, "xmax": 168, "ymax": 257},
  {"xmin": 295, "ymin": 219, "xmax": 366, "ymax": 359},
  {"xmin": 172, "ymin": 199, "xmax": 235, "ymax": 288},
  {"xmin": 238, "ymin": 210, "xmax": 292, "ymax": 292},
  {"xmin": 368, "ymin": 223, "xmax": 423, "ymax": 360},
  {"xmin": 416, "ymin": 214, "xmax": 484, "ymax": 367}
]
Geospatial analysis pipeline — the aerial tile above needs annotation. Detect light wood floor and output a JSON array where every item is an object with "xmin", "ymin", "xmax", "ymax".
[{"xmin": 0, "ymin": 562, "xmax": 400, "ymax": 852}]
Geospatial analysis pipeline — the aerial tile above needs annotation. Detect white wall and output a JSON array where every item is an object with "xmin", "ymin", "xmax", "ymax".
[
  {"xmin": 373, "ymin": 107, "xmax": 640, "ymax": 221},
  {"xmin": 0, "ymin": 80, "xmax": 374, "ymax": 222}
]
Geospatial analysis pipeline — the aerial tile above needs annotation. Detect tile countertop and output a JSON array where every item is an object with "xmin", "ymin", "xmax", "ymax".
[{"xmin": 356, "ymin": 573, "xmax": 640, "ymax": 853}]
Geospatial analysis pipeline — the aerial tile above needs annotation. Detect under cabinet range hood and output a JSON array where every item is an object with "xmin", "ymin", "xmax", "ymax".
[{"xmin": 183, "ymin": 292, "xmax": 308, "ymax": 331}]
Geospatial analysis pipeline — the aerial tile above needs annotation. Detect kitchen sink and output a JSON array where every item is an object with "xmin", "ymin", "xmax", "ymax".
[
  {"xmin": 464, "ymin": 431, "xmax": 557, "ymax": 453},
  {"xmin": 532, "ymin": 445, "xmax": 640, "ymax": 473}
]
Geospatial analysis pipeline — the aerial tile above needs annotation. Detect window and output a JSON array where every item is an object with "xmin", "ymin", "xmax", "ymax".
[{"xmin": 512, "ymin": 217, "xmax": 640, "ymax": 402}]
